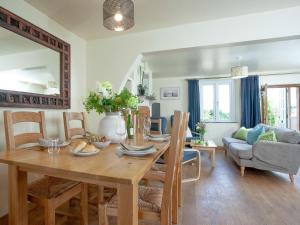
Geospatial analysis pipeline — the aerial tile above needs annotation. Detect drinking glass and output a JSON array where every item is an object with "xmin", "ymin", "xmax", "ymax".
[{"xmin": 48, "ymin": 138, "xmax": 60, "ymax": 155}]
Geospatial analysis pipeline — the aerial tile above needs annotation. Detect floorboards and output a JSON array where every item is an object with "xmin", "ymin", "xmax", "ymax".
[{"xmin": 1, "ymin": 150, "xmax": 299, "ymax": 225}]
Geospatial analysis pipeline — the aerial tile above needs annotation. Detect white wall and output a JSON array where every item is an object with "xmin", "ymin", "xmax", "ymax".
[
  {"xmin": 260, "ymin": 74, "xmax": 300, "ymax": 86},
  {"xmin": 87, "ymin": 6, "xmax": 300, "ymax": 132},
  {"xmin": 0, "ymin": 0, "xmax": 87, "ymax": 216}
]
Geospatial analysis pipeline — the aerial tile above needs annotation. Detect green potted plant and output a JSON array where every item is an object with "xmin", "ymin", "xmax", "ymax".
[
  {"xmin": 84, "ymin": 81, "xmax": 139, "ymax": 143},
  {"xmin": 195, "ymin": 121, "xmax": 206, "ymax": 144}
]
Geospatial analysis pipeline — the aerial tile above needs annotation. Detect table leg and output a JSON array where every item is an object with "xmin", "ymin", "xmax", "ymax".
[
  {"xmin": 212, "ymin": 149, "xmax": 216, "ymax": 167},
  {"xmin": 117, "ymin": 183, "xmax": 138, "ymax": 225},
  {"xmin": 8, "ymin": 165, "xmax": 28, "ymax": 225}
]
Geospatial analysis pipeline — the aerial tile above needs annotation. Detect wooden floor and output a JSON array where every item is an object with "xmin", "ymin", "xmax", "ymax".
[{"xmin": 1, "ymin": 150, "xmax": 300, "ymax": 225}]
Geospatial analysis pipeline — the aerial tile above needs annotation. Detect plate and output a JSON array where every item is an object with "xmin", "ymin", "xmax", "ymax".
[
  {"xmin": 121, "ymin": 143, "xmax": 154, "ymax": 151},
  {"xmin": 39, "ymin": 139, "xmax": 71, "ymax": 148},
  {"xmin": 148, "ymin": 136, "xmax": 170, "ymax": 142},
  {"xmin": 120, "ymin": 147, "xmax": 157, "ymax": 156},
  {"xmin": 71, "ymin": 149, "xmax": 100, "ymax": 156}
]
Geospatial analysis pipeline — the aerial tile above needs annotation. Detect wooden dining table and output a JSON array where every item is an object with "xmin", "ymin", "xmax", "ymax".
[{"xmin": 0, "ymin": 137, "xmax": 170, "ymax": 225}]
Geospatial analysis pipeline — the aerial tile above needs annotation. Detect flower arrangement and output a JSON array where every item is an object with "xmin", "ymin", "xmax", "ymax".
[
  {"xmin": 84, "ymin": 81, "xmax": 139, "ymax": 115},
  {"xmin": 196, "ymin": 121, "xmax": 206, "ymax": 135}
]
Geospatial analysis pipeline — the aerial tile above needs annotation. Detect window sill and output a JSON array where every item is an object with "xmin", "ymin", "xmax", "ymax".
[{"xmin": 203, "ymin": 121, "xmax": 240, "ymax": 124}]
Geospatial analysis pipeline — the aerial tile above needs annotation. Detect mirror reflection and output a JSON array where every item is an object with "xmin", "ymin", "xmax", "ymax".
[{"xmin": 0, "ymin": 27, "xmax": 60, "ymax": 96}]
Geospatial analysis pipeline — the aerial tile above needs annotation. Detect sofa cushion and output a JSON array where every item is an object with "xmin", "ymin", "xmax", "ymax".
[
  {"xmin": 222, "ymin": 137, "xmax": 246, "ymax": 148},
  {"xmin": 258, "ymin": 130, "xmax": 277, "ymax": 142},
  {"xmin": 229, "ymin": 143, "xmax": 253, "ymax": 160},
  {"xmin": 275, "ymin": 128, "xmax": 300, "ymax": 144},
  {"xmin": 233, "ymin": 127, "xmax": 249, "ymax": 140},
  {"xmin": 247, "ymin": 126, "xmax": 265, "ymax": 145}
]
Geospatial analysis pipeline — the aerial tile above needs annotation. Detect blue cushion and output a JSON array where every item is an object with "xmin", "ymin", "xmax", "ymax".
[
  {"xmin": 183, "ymin": 151, "xmax": 197, "ymax": 162},
  {"xmin": 247, "ymin": 126, "xmax": 265, "ymax": 145}
]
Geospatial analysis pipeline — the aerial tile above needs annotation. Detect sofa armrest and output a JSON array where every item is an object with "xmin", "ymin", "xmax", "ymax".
[{"xmin": 253, "ymin": 141, "xmax": 300, "ymax": 174}]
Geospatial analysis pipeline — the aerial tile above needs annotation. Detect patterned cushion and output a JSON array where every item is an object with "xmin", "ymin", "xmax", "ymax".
[
  {"xmin": 107, "ymin": 186, "xmax": 163, "ymax": 213},
  {"xmin": 28, "ymin": 177, "xmax": 80, "ymax": 199},
  {"xmin": 257, "ymin": 131, "xmax": 277, "ymax": 142}
]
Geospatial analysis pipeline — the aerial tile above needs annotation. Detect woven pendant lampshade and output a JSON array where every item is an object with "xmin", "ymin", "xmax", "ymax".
[{"xmin": 103, "ymin": 0, "xmax": 134, "ymax": 32}]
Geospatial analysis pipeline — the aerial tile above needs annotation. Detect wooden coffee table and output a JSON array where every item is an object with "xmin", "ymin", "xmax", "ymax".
[{"xmin": 190, "ymin": 140, "xmax": 217, "ymax": 167}]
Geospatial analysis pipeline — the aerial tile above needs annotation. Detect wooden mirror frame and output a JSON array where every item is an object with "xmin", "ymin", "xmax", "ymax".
[{"xmin": 0, "ymin": 7, "xmax": 71, "ymax": 109}]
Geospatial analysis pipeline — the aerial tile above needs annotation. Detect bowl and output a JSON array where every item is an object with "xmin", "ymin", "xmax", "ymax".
[{"xmin": 92, "ymin": 141, "xmax": 111, "ymax": 149}]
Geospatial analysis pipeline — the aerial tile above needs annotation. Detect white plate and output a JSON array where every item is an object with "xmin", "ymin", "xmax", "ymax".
[
  {"xmin": 121, "ymin": 143, "xmax": 154, "ymax": 151},
  {"xmin": 120, "ymin": 147, "xmax": 157, "ymax": 156},
  {"xmin": 92, "ymin": 141, "xmax": 111, "ymax": 149},
  {"xmin": 39, "ymin": 140, "xmax": 71, "ymax": 148},
  {"xmin": 148, "ymin": 137, "xmax": 170, "ymax": 142},
  {"xmin": 71, "ymin": 149, "xmax": 100, "ymax": 156}
]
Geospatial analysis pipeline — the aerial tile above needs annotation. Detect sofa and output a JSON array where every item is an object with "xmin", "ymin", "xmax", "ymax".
[{"xmin": 222, "ymin": 124, "xmax": 300, "ymax": 183}]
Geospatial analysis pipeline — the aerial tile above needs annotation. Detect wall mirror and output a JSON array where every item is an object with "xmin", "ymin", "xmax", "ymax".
[{"xmin": 0, "ymin": 7, "xmax": 71, "ymax": 109}]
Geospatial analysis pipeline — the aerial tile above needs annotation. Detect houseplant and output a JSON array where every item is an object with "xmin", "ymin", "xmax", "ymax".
[
  {"xmin": 195, "ymin": 121, "xmax": 206, "ymax": 144},
  {"xmin": 84, "ymin": 81, "xmax": 139, "ymax": 143}
]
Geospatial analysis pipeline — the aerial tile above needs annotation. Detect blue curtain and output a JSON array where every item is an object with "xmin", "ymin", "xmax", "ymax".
[
  {"xmin": 188, "ymin": 80, "xmax": 200, "ymax": 133},
  {"xmin": 241, "ymin": 76, "xmax": 261, "ymax": 128}
]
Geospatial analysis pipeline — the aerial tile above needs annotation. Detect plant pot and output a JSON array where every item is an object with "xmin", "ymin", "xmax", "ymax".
[{"xmin": 97, "ymin": 112, "xmax": 127, "ymax": 143}]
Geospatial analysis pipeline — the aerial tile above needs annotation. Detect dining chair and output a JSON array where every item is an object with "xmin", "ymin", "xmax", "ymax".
[
  {"xmin": 4, "ymin": 111, "xmax": 88, "ymax": 225},
  {"xmin": 63, "ymin": 111, "xmax": 117, "ymax": 218},
  {"xmin": 144, "ymin": 112, "xmax": 192, "ymax": 224},
  {"xmin": 63, "ymin": 112, "xmax": 87, "ymax": 140},
  {"xmin": 98, "ymin": 111, "xmax": 184, "ymax": 225}
]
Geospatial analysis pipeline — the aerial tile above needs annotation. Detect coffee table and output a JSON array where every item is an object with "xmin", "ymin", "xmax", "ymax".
[{"xmin": 190, "ymin": 140, "xmax": 217, "ymax": 167}]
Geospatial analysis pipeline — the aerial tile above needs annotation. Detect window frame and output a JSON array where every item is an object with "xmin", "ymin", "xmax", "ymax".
[{"xmin": 199, "ymin": 79, "xmax": 235, "ymax": 123}]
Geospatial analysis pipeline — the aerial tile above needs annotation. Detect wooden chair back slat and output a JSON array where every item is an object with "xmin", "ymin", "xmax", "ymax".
[
  {"xmin": 11, "ymin": 111, "xmax": 42, "ymax": 124},
  {"xmin": 15, "ymin": 133, "xmax": 44, "ymax": 147},
  {"xmin": 160, "ymin": 110, "xmax": 183, "ymax": 224},
  {"xmin": 63, "ymin": 112, "xmax": 87, "ymax": 140},
  {"xmin": 4, "ymin": 111, "xmax": 46, "ymax": 150}
]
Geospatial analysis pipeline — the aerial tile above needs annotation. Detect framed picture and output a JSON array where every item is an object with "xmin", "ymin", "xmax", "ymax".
[{"xmin": 160, "ymin": 87, "xmax": 180, "ymax": 100}]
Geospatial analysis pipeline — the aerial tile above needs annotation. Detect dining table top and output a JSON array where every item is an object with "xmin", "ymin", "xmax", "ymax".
[{"xmin": 0, "ymin": 137, "xmax": 170, "ymax": 185}]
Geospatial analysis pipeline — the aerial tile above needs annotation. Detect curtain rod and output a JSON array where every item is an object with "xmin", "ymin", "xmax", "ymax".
[{"xmin": 185, "ymin": 71, "xmax": 300, "ymax": 81}]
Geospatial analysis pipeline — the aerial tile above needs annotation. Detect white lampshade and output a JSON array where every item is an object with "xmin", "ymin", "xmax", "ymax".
[{"xmin": 231, "ymin": 66, "xmax": 248, "ymax": 79}]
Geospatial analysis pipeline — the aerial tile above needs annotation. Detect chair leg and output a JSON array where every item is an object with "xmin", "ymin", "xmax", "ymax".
[
  {"xmin": 182, "ymin": 150, "xmax": 201, "ymax": 183},
  {"xmin": 240, "ymin": 166, "xmax": 245, "ymax": 177},
  {"xmin": 80, "ymin": 183, "xmax": 88, "ymax": 225},
  {"xmin": 98, "ymin": 203, "xmax": 109, "ymax": 225},
  {"xmin": 172, "ymin": 172, "xmax": 179, "ymax": 224},
  {"xmin": 44, "ymin": 201, "xmax": 55, "ymax": 225},
  {"xmin": 289, "ymin": 174, "xmax": 295, "ymax": 184}
]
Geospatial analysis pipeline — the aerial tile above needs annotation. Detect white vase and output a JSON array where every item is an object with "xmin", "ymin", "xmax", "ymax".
[{"xmin": 97, "ymin": 112, "xmax": 127, "ymax": 143}]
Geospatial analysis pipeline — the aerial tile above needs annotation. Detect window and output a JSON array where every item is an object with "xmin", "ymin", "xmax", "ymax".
[
  {"xmin": 264, "ymin": 85, "xmax": 299, "ymax": 130},
  {"xmin": 200, "ymin": 79, "xmax": 235, "ymax": 122}
]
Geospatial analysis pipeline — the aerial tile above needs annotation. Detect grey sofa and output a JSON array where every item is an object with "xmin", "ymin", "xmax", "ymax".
[{"xmin": 222, "ymin": 124, "xmax": 300, "ymax": 183}]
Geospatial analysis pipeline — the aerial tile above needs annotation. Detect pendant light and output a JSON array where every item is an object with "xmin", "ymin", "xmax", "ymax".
[{"xmin": 103, "ymin": 0, "xmax": 134, "ymax": 32}]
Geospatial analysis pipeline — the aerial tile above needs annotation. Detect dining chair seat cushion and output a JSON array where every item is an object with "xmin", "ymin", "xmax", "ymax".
[
  {"xmin": 28, "ymin": 177, "xmax": 80, "ymax": 199},
  {"xmin": 151, "ymin": 163, "xmax": 166, "ymax": 172},
  {"xmin": 107, "ymin": 186, "xmax": 163, "ymax": 213}
]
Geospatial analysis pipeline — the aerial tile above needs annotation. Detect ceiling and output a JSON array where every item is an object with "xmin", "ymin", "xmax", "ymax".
[
  {"xmin": 0, "ymin": 27, "xmax": 44, "ymax": 56},
  {"xmin": 25, "ymin": 0, "xmax": 300, "ymax": 40},
  {"xmin": 143, "ymin": 38, "xmax": 300, "ymax": 78}
]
